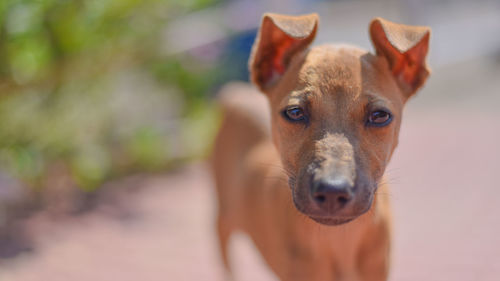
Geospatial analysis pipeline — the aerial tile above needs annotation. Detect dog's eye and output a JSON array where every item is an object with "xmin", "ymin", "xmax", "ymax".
[
  {"xmin": 284, "ymin": 106, "xmax": 306, "ymax": 122},
  {"xmin": 367, "ymin": 110, "xmax": 392, "ymax": 126}
]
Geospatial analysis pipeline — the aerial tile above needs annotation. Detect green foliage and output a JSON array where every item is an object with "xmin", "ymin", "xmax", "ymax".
[{"xmin": 0, "ymin": 0, "xmax": 221, "ymax": 191}]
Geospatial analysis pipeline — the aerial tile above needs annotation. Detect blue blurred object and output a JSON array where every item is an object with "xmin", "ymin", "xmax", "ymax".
[{"xmin": 223, "ymin": 29, "xmax": 258, "ymax": 82}]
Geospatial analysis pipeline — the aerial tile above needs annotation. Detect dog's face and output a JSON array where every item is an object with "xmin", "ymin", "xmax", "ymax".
[
  {"xmin": 250, "ymin": 14, "xmax": 430, "ymax": 225},
  {"xmin": 269, "ymin": 47, "xmax": 406, "ymax": 225}
]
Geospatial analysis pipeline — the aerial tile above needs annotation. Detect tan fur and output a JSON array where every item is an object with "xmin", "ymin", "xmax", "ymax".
[{"xmin": 212, "ymin": 14, "xmax": 430, "ymax": 281}]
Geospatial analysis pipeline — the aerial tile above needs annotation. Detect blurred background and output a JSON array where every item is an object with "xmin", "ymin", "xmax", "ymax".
[{"xmin": 0, "ymin": 0, "xmax": 499, "ymax": 280}]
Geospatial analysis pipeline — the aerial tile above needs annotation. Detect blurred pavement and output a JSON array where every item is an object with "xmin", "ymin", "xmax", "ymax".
[{"xmin": 1, "ymin": 0, "xmax": 500, "ymax": 279}]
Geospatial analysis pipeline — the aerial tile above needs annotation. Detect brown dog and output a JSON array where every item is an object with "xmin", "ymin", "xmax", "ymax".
[{"xmin": 212, "ymin": 13, "xmax": 430, "ymax": 281}]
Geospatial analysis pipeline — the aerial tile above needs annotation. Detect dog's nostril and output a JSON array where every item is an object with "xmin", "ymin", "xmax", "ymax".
[
  {"xmin": 311, "ymin": 177, "xmax": 353, "ymax": 209},
  {"xmin": 313, "ymin": 192, "xmax": 350, "ymax": 205},
  {"xmin": 337, "ymin": 195, "xmax": 349, "ymax": 205},
  {"xmin": 314, "ymin": 194, "xmax": 326, "ymax": 203}
]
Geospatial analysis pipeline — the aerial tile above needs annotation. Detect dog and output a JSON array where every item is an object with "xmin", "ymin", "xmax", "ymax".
[{"xmin": 212, "ymin": 13, "xmax": 430, "ymax": 281}]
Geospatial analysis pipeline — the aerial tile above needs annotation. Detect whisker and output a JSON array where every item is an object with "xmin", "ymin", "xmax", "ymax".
[
  {"xmin": 255, "ymin": 162, "xmax": 297, "ymax": 178},
  {"xmin": 375, "ymin": 191, "xmax": 393, "ymax": 199},
  {"xmin": 378, "ymin": 176, "xmax": 400, "ymax": 187},
  {"xmin": 262, "ymin": 176, "xmax": 290, "ymax": 187}
]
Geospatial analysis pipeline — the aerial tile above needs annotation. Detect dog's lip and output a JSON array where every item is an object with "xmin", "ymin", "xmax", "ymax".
[{"xmin": 307, "ymin": 215, "xmax": 356, "ymax": 226}]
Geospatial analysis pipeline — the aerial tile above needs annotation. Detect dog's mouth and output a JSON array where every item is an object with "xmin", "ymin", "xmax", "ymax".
[
  {"xmin": 308, "ymin": 215, "xmax": 355, "ymax": 226},
  {"xmin": 292, "ymin": 196, "xmax": 363, "ymax": 226}
]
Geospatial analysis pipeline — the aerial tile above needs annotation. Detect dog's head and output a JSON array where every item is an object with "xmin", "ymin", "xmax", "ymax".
[{"xmin": 249, "ymin": 13, "xmax": 430, "ymax": 225}]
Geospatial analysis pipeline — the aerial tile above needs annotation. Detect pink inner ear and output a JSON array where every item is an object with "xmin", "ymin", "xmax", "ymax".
[
  {"xmin": 402, "ymin": 57, "xmax": 419, "ymax": 86},
  {"xmin": 392, "ymin": 43, "xmax": 428, "ymax": 88},
  {"xmin": 391, "ymin": 52, "xmax": 410, "ymax": 79},
  {"xmin": 272, "ymin": 37, "xmax": 295, "ymax": 75},
  {"xmin": 392, "ymin": 54, "xmax": 419, "ymax": 87}
]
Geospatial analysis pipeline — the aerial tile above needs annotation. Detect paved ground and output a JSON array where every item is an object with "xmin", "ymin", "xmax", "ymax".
[{"xmin": 1, "ymin": 59, "xmax": 500, "ymax": 280}]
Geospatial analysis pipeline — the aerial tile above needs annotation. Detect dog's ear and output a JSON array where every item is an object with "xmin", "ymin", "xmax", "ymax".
[
  {"xmin": 369, "ymin": 18, "xmax": 431, "ymax": 96},
  {"xmin": 249, "ymin": 13, "xmax": 318, "ymax": 92}
]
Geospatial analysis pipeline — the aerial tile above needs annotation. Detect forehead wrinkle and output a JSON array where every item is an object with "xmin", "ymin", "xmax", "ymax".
[
  {"xmin": 301, "ymin": 51, "xmax": 363, "ymax": 102},
  {"xmin": 285, "ymin": 88, "xmax": 313, "ymax": 106},
  {"xmin": 365, "ymin": 92, "xmax": 387, "ymax": 102},
  {"xmin": 364, "ymin": 93, "xmax": 395, "ymax": 109}
]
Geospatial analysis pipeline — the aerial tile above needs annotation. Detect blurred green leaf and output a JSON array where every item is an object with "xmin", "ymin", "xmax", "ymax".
[
  {"xmin": 126, "ymin": 127, "xmax": 169, "ymax": 170},
  {"xmin": 0, "ymin": 0, "xmax": 222, "ymax": 191}
]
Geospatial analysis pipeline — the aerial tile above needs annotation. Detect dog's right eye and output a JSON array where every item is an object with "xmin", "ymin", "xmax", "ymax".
[
  {"xmin": 366, "ymin": 109, "xmax": 392, "ymax": 127},
  {"xmin": 283, "ymin": 106, "xmax": 306, "ymax": 122}
]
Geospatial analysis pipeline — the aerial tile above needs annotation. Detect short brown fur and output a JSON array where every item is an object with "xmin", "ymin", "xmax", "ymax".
[{"xmin": 212, "ymin": 13, "xmax": 430, "ymax": 281}]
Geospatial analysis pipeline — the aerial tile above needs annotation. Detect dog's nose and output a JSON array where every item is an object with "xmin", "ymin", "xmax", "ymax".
[{"xmin": 312, "ymin": 177, "xmax": 353, "ymax": 210}]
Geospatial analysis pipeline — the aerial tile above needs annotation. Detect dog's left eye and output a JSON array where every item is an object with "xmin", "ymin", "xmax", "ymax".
[
  {"xmin": 367, "ymin": 110, "xmax": 392, "ymax": 126},
  {"xmin": 284, "ymin": 106, "xmax": 306, "ymax": 122}
]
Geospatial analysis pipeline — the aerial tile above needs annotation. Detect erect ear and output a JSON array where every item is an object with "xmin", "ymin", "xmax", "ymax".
[
  {"xmin": 249, "ymin": 13, "xmax": 318, "ymax": 92},
  {"xmin": 369, "ymin": 18, "xmax": 431, "ymax": 96}
]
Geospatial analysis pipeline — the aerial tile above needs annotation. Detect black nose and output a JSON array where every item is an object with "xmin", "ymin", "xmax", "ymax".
[{"xmin": 312, "ymin": 177, "xmax": 353, "ymax": 210}]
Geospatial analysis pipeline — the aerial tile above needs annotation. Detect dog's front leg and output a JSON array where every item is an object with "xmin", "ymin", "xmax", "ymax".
[
  {"xmin": 356, "ymin": 220, "xmax": 391, "ymax": 281},
  {"xmin": 280, "ymin": 253, "xmax": 334, "ymax": 281}
]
